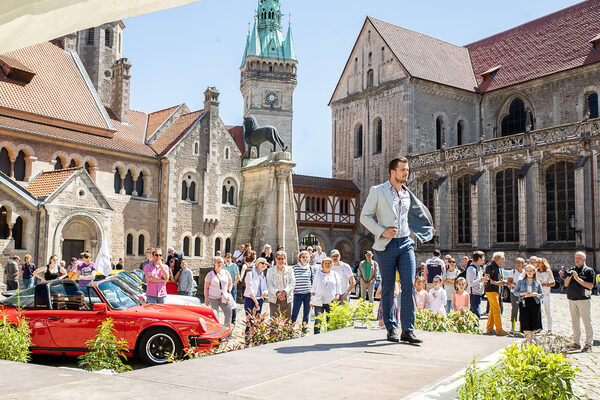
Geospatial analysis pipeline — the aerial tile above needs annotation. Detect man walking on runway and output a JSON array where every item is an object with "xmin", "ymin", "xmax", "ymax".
[{"xmin": 360, "ymin": 156, "xmax": 434, "ymax": 343}]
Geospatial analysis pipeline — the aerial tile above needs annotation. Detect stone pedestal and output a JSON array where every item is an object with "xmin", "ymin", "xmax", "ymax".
[{"xmin": 233, "ymin": 151, "xmax": 299, "ymax": 262}]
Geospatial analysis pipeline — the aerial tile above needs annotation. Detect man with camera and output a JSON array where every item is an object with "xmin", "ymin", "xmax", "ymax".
[{"xmin": 564, "ymin": 251, "xmax": 595, "ymax": 352}]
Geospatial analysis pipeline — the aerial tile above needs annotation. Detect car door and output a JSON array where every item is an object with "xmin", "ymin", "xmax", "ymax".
[{"xmin": 45, "ymin": 281, "xmax": 121, "ymax": 350}]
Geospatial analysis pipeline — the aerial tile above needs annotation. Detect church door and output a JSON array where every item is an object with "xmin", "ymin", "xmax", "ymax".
[{"xmin": 62, "ymin": 239, "xmax": 84, "ymax": 262}]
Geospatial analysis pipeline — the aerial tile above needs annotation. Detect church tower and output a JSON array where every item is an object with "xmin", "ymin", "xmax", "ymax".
[
  {"xmin": 61, "ymin": 21, "xmax": 125, "ymax": 106},
  {"xmin": 240, "ymin": 0, "xmax": 297, "ymax": 155}
]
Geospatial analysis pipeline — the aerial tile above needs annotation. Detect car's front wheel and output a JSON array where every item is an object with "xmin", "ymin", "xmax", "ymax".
[{"xmin": 139, "ymin": 328, "xmax": 182, "ymax": 365}]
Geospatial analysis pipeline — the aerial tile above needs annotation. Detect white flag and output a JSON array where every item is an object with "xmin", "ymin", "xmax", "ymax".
[{"xmin": 95, "ymin": 240, "xmax": 112, "ymax": 276}]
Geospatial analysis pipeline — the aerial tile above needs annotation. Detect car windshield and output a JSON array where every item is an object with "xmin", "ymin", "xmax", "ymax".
[
  {"xmin": 96, "ymin": 279, "xmax": 141, "ymax": 310},
  {"xmin": 118, "ymin": 272, "xmax": 142, "ymax": 289},
  {"xmin": 0, "ymin": 286, "xmax": 35, "ymax": 308}
]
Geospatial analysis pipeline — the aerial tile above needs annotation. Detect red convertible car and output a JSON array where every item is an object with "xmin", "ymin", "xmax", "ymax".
[{"xmin": 0, "ymin": 278, "xmax": 231, "ymax": 365}]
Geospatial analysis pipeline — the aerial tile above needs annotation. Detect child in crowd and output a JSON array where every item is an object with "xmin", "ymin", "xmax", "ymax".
[
  {"xmin": 376, "ymin": 281, "xmax": 399, "ymax": 328},
  {"xmin": 452, "ymin": 277, "xmax": 470, "ymax": 312},
  {"xmin": 414, "ymin": 276, "xmax": 428, "ymax": 311},
  {"xmin": 427, "ymin": 275, "xmax": 447, "ymax": 315}
]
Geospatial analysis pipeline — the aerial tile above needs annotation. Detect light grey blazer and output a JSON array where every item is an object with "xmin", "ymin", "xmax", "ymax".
[{"xmin": 360, "ymin": 183, "xmax": 434, "ymax": 251}]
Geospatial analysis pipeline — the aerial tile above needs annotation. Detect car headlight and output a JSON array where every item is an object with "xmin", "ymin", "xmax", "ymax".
[{"xmin": 198, "ymin": 316, "xmax": 207, "ymax": 332}]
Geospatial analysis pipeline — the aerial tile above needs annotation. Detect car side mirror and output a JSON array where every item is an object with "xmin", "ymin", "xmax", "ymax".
[{"xmin": 93, "ymin": 303, "xmax": 107, "ymax": 313}]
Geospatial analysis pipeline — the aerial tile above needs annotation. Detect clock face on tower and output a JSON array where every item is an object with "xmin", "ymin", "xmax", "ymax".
[{"xmin": 265, "ymin": 91, "xmax": 278, "ymax": 105}]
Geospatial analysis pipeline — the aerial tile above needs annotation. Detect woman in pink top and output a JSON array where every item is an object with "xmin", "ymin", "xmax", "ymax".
[
  {"xmin": 413, "ymin": 276, "xmax": 428, "ymax": 311},
  {"xmin": 144, "ymin": 248, "xmax": 169, "ymax": 304},
  {"xmin": 452, "ymin": 277, "xmax": 470, "ymax": 312}
]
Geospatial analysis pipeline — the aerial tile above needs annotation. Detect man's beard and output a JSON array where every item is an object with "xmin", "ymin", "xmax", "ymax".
[{"xmin": 393, "ymin": 175, "xmax": 406, "ymax": 185}]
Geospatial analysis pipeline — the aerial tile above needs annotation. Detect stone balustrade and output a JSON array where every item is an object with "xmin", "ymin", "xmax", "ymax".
[{"xmin": 410, "ymin": 119, "xmax": 600, "ymax": 168}]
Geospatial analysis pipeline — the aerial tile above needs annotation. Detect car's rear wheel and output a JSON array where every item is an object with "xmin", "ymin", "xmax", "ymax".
[{"xmin": 139, "ymin": 328, "xmax": 182, "ymax": 365}]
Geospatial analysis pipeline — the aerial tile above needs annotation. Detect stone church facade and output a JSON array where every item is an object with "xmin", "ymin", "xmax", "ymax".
[
  {"xmin": 0, "ymin": 23, "xmax": 242, "ymax": 274},
  {"xmin": 330, "ymin": 1, "xmax": 600, "ymax": 269}
]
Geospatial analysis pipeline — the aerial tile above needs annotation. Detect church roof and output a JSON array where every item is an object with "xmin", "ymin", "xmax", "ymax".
[
  {"xmin": 292, "ymin": 174, "xmax": 360, "ymax": 193},
  {"xmin": 146, "ymin": 105, "xmax": 180, "ymax": 138},
  {"xmin": 0, "ymin": 42, "xmax": 112, "ymax": 132},
  {"xmin": 226, "ymin": 125, "xmax": 246, "ymax": 154},
  {"xmin": 26, "ymin": 167, "xmax": 79, "ymax": 199},
  {"xmin": 466, "ymin": 0, "xmax": 600, "ymax": 92},
  {"xmin": 150, "ymin": 110, "xmax": 205, "ymax": 156},
  {"xmin": 368, "ymin": 17, "xmax": 478, "ymax": 92}
]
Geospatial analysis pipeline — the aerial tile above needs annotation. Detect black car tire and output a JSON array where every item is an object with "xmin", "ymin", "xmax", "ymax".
[{"xmin": 139, "ymin": 328, "xmax": 182, "ymax": 365}]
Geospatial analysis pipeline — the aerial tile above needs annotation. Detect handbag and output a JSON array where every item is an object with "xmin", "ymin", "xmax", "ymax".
[
  {"xmin": 214, "ymin": 270, "xmax": 236, "ymax": 309},
  {"xmin": 310, "ymin": 296, "xmax": 323, "ymax": 307}
]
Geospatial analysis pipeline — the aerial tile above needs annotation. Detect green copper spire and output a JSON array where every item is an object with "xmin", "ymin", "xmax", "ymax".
[{"xmin": 241, "ymin": 0, "xmax": 296, "ymax": 67}]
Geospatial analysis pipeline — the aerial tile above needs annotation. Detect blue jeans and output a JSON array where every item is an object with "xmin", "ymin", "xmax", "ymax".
[
  {"xmin": 230, "ymin": 287, "xmax": 237, "ymax": 325},
  {"xmin": 244, "ymin": 297, "xmax": 263, "ymax": 335},
  {"xmin": 314, "ymin": 303, "xmax": 331, "ymax": 334},
  {"xmin": 291, "ymin": 292, "xmax": 311, "ymax": 326},
  {"xmin": 470, "ymin": 293, "xmax": 481, "ymax": 318},
  {"xmin": 147, "ymin": 296, "xmax": 165, "ymax": 304},
  {"xmin": 446, "ymin": 299, "xmax": 453, "ymax": 314},
  {"xmin": 178, "ymin": 290, "xmax": 191, "ymax": 296},
  {"xmin": 375, "ymin": 237, "xmax": 416, "ymax": 332},
  {"xmin": 22, "ymin": 278, "xmax": 33, "ymax": 289}
]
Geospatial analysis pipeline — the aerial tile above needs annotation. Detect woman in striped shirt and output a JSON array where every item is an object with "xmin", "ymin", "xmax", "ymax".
[{"xmin": 291, "ymin": 250, "xmax": 313, "ymax": 333}]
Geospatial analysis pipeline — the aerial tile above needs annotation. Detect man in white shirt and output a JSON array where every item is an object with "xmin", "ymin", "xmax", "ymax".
[
  {"xmin": 424, "ymin": 250, "xmax": 446, "ymax": 290},
  {"xmin": 233, "ymin": 244, "xmax": 245, "ymax": 267},
  {"xmin": 330, "ymin": 249, "xmax": 355, "ymax": 303},
  {"xmin": 313, "ymin": 246, "xmax": 327, "ymax": 265}
]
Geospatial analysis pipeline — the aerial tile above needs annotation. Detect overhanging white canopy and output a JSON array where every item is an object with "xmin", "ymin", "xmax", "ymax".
[{"xmin": 0, "ymin": 0, "xmax": 202, "ymax": 54}]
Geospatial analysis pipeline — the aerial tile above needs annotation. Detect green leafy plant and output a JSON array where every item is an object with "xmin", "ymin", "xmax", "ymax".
[
  {"xmin": 78, "ymin": 318, "xmax": 132, "ymax": 373},
  {"xmin": 0, "ymin": 312, "xmax": 31, "ymax": 362},
  {"xmin": 457, "ymin": 343, "xmax": 580, "ymax": 400},
  {"xmin": 415, "ymin": 309, "xmax": 481, "ymax": 334},
  {"xmin": 244, "ymin": 311, "xmax": 300, "ymax": 347},
  {"xmin": 316, "ymin": 299, "xmax": 377, "ymax": 332}
]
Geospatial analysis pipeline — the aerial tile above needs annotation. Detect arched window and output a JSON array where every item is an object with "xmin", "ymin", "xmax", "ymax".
[
  {"xmin": 457, "ymin": 120, "xmax": 464, "ymax": 146},
  {"xmin": 126, "ymin": 233, "xmax": 134, "ymax": 255},
  {"xmin": 123, "ymin": 170, "xmax": 134, "ymax": 195},
  {"xmin": 194, "ymin": 237, "xmax": 201, "ymax": 257},
  {"xmin": 84, "ymin": 161, "xmax": 91, "ymax": 175},
  {"xmin": 136, "ymin": 171, "xmax": 144, "ymax": 197},
  {"xmin": 114, "ymin": 169, "xmax": 122, "ymax": 193},
  {"xmin": 546, "ymin": 161, "xmax": 575, "ymax": 241},
  {"xmin": 373, "ymin": 118, "xmax": 382, "ymax": 154},
  {"xmin": 182, "ymin": 181, "xmax": 188, "ymax": 200},
  {"xmin": 436, "ymin": 117, "xmax": 444, "ymax": 150},
  {"xmin": 0, "ymin": 206, "xmax": 9, "ymax": 239},
  {"xmin": 138, "ymin": 235, "xmax": 145, "ymax": 256},
  {"xmin": 501, "ymin": 98, "xmax": 527, "ymax": 136},
  {"xmin": 422, "ymin": 180, "xmax": 435, "ymax": 224},
  {"xmin": 189, "ymin": 181, "xmax": 196, "ymax": 202},
  {"xmin": 496, "ymin": 169, "xmax": 519, "ymax": 243},
  {"xmin": 354, "ymin": 124, "xmax": 363, "ymax": 158},
  {"xmin": 457, "ymin": 174, "xmax": 472, "ymax": 244},
  {"xmin": 183, "ymin": 236, "xmax": 190, "ymax": 257},
  {"xmin": 214, "ymin": 237, "xmax": 221, "ymax": 255},
  {"xmin": 68, "ymin": 159, "xmax": 77, "ymax": 168},
  {"xmin": 0, "ymin": 148, "xmax": 10, "ymax": 176},
  {"xmin": 54, "ymin": 156, "xmax": 64, "ymax": 170},
  {"xmin": 366, "ymin": 69, "xmax": 374, "ymax": 88},
  {"xmin": 14, "ymin": 151, "xmax": 25, "ymax": 181},
  {"xmin": 225, "ymin": 238, "xmax": 231, "ymax": 254},
  {"xmin": 105, "ymin": 28, "xmax": 112, "ymax": 48},
  {"xmin": 13, "ymin": 216, "xmax": 23, "ymax": 249},
  {"xmin": 587, "ymin": 93, "xmax": 599, "ymax": 119},
  {"xmin": 222, "ymin": 179, "xmax": 236, "ymax": 206},
  {"xmin": 87, "ymin": 28, "xmax": 94, "ymax": 45}
]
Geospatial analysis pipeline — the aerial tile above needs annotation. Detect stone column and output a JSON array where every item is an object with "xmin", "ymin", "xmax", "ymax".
[{"xmin": 233, "ymin": 152, "xmax": 299, "ymax": 261}]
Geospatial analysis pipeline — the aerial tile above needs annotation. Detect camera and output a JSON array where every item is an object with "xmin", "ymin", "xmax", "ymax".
[{"xmin": 565, "ymin": 267, "xmax": 576, "ymax": 276}]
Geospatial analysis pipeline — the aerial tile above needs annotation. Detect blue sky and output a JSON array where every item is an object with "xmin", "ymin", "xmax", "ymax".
[{"xmin": 124, "ymin": 0, "xmax": 580, "ymax": 177}]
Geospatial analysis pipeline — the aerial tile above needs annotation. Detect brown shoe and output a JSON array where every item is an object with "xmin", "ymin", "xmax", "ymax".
[
  {"xmin": 582, "ymin": 344, "xmax": 592, "ymax": 353},
  {"xmin": 568, "ymin": 343, "xmax": 581, "ymax": 351},
  {"xmin": 496, "ymin": 331, "xmax": 509, "ymax": 336},
  {"xmin": 485, "ymin": 330, "xmax": 496, "ymax": 335}
]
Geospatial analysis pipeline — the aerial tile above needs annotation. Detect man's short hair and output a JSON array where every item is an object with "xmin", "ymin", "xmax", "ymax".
[
  {"xmin": 515, "ymin": 257, "xmax": 525, "ymax": 264},
  {"xmin": 330, "ymin": 249, "xmax": 340, "ymax": 256},
  {"xmin": 145, "ymin": 247, "xmax": 154, "ymax": 253},
  {"xmin": 433, "ymin": 250, "xmax": 441, "ymax": 257},
  {"xmin": 167, "ymin": 246, "xmax": 174, "ymax": 252},
  {"xmin": 472, "ymin": 250, "xmax": 485, "ymax": 262},
  {"xmin": 492, "ymin": 252, "xmax": 505, "ymax": 261},
  {"xmin": 575, "ymin": 251, "xmax": 587, "ymax": 260},
  {"xmin": 388, "ymin": 156, "xmax": 409, "ymax": 175},
  {"xmin": 275, "ymin": 251, "xmax": 287, "ymax": 259},
  {"xmin": 245, "ymin": 242, "xmax": 252, "ymax": 247},
  {"xmin": 306, "ymin": 246, "xmax": 313, "ymax": 251}
]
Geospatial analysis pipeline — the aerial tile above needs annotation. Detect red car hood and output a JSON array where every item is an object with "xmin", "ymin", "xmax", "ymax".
[{"xmin": 121, "ymin": 303, "xmax": 218, "ymax": 324}]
